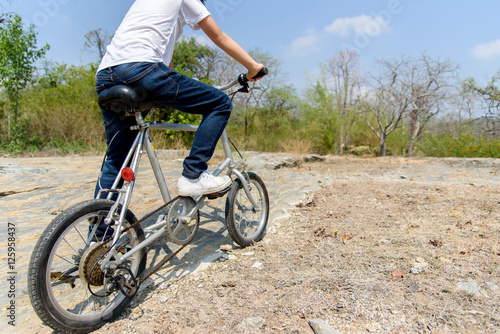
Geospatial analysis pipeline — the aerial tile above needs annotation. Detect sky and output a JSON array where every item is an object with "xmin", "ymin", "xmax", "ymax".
[{"xmin": 2, "ymin": 0, "xmax": 500, "ymax": 92}]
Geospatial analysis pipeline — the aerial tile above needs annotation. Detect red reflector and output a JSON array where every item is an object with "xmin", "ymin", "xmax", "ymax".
[{"xmin": 121, "ymin": 168, "xmax": 135, "ymax": 182}]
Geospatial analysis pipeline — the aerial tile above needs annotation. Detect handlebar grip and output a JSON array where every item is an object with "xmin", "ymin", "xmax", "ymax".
[
  {"xmin": 252, "ymin": 67, "xmax": 269, "ymax": 79},
  {"xmin": 239, "ymin": 67, "xmax": 269, "ymax": 84}
]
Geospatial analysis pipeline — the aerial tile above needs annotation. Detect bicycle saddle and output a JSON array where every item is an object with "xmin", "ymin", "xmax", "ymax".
[{"xmin": 98, "ymin": 85, "xmax": 154, "ymax": 117}]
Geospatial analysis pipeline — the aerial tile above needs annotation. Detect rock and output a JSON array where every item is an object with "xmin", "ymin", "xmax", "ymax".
[
  {"xmin": 410, "ymin": 257, "xmax": 429, "ymax": 274},
  {"xmin": 309, "ymin": 319, "xmax": 341, "ymax": 334},
  {"xmin": 367, "ymin": 323, "xmax": 382, "ymax": 332},
  {"xmin": 484, "ymin": 281, "xmax": 498, "ymax": 291},
  {"xmin": 457, "ymin": 281, "xmax": 487, "ymax": 297},
  {"xmin": 239, "ymin": 316, "xmax": 265, "ymax": 330},
  {"xmin": 265, "ymin": 156, "xmax": 298, "ymax": 170},
  {"xmin": 408, "ymin": 282, "xmax": 419, "ymax": 293},
  {"xmin": 242, "ymin": 251, "xmax": 255, "ymax": 256},
  {"xmin": 282, "ymin": 156, "xmax": 297, "ymax": 166},
  {"xmin": 220, "ymin": 244, "xmax": 233, "ymax": 252},
  {"xmin": 304, "ymin": 154, "xmax": 326, "ymax": 162},
  {"xmin": 252, "ymin": 262, "xmax": 263, "ymax": 269}
]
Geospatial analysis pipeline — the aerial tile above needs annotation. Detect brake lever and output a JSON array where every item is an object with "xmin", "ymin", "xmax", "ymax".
[{"xmin": 237, "ymin": 73, "xmax": 250, "ymax": 93}]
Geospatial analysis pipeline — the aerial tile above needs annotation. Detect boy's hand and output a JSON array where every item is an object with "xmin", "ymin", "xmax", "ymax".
[{"xmin": 247, "ymin": 64, "xmax": 266, "ymax": 82}]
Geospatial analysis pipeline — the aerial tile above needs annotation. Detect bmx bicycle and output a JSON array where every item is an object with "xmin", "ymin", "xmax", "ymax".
[{"xmin": 27, "ymin": 68, "xmax": 270, "ymax": 333}]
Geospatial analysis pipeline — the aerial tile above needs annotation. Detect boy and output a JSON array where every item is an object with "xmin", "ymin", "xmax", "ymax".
[{"xmin": 95, "ymin": 0, "xmax": 265, "ymax": 199}]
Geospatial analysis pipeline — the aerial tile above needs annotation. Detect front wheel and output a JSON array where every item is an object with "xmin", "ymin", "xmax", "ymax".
[
  {"xmin": 28, "ymin": 199, "xmax": 147, "ymax": 333},
  {"xmin": 225, "ymin": 172, "xmax": 269, "ymax": 247}
]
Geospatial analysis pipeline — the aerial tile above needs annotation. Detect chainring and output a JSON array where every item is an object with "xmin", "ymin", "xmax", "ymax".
[{"xmin": 166, "ymin": 197, "xmax": 199, "ymax": 245}]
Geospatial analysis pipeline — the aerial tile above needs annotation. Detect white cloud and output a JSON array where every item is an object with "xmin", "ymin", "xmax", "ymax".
[
  {"xmin": 325, "ymin": 15, "xmax": 391, "ymax": 37},
  {"xmin": 472, "ymin": 39, "xmax": 500, "ymax": 59},
  {"xmin": 287, "ymin": 15, "xmax": 392, "ymax": 59},
  {"xmin": 287, "ymin": 29, "xmax": 321, "ymax": 58}
]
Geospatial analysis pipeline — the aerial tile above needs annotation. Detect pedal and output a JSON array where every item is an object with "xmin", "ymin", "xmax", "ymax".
[{"xmin": 207, "ymin": 185, "xmax": 231, "ymax": 200}]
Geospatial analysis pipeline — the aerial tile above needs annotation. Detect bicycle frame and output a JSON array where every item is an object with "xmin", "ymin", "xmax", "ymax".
[
  {"xmin": 96, "ymin": 110, "xmax": 259, "ymax": 266},
  {"xmin": 27, "ymin": 70, "xmax": 270, "ymax": 334}
]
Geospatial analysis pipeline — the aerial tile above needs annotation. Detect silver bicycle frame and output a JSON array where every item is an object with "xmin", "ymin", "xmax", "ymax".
[{"xmin": 97, "ymin": 111, "xmax": 260, "ymax": 264}]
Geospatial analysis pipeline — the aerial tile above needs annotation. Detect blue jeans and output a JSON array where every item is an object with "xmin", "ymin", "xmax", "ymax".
[{"xmin": 94, "ymin": 62, "xmax": 232, "ymax": 199}]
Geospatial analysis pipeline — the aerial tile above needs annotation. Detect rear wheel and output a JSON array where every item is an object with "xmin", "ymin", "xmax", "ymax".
[
  {"xmin": 28, "ymin": 199, "xmax": 146, "ymax": 333},
  {"xmin": 225, "ymin": 172, "xmax": 269, "ymax": 247}
]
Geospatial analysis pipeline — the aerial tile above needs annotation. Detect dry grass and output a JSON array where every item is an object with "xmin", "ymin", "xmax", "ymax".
[
  {"xmin": 280, "ymin": 138, "xmax": 313, "ymax": 155},
  {"xmin": 92, "ymin": 157, "xmax": 500, "ymax": 333}
]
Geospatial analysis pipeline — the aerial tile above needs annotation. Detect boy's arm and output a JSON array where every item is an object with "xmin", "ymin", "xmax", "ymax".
[{"xmin": 198, "ymin": 15, "xmax": 264, "ymax": 81}]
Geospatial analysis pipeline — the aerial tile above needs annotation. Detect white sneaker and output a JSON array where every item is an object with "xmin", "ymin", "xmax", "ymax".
[{"xmin": 177, "ymin": 170, "xmax": 232, "ymax": 197}]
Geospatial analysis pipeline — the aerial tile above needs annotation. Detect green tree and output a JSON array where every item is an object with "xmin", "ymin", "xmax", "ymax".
[
  {"xmin": 172, "ymin": 36, "xmax": 216, "ymax": 81},
  {"xmin": 466, "ymin": 71, "xmax": 500, "ymax": 112},
  {"xmin": 259, "ymin": 85, "xmax": 297, "ymax": 133},
  {"xmin": 466, "ymin": 71, "xmax": 500, "ymax": 138},
  {"xmin": 23, "ymin": 63, "xmax": 101, "ymax": 140},
  {"xmin": 302, "ymin": 78, "xmax": 338, "ymax": 153},
  {"xmin": 0, "ymin": 13, "xmax": 49, "ymax": 139}
]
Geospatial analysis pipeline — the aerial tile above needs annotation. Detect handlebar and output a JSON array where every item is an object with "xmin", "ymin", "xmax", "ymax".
[{"xmin": 217, "ymin": 67, "xmax": 269, "ymax": 91}]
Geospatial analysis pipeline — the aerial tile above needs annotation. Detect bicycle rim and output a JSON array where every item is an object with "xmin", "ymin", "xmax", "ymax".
[
  {"xmin": 226, "ymin": 172, "xmax": 269, "ymax": 246},
  {"xmin": 30, "ymin": 200, "xmax": 145, "ymax": 332}
]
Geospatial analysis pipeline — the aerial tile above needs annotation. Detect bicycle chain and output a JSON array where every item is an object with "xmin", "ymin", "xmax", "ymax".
[{"xmin": 94, "ymin": 196, "xmax": 194, "ymax": 284}]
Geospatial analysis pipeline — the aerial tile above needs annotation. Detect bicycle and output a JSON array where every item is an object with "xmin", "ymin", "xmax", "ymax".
[{"xmin": 27, "ymin": 68, "xmax": 270, "ymax": 333}]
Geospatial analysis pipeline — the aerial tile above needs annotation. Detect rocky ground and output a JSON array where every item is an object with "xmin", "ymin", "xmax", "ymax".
[{"xmin": 5, "ymin": 155, "xmax": 500, "ymax": 333}]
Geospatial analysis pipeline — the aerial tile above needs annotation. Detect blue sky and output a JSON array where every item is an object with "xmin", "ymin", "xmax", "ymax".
[{"xmin": 3, "ymin": 0, "xmax": 500, "ymax": 91}]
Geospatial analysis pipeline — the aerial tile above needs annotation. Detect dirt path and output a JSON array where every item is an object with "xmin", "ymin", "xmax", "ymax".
[
  {"xmin": 1, "ymin": 155, "xmax": 499, "ymax": 333},
  {"xmin": 0, "ymin": 151, "xmax": 324, "ymax": 334}
]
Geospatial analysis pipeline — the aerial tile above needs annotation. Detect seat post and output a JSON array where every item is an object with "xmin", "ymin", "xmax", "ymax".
[{"xmin": 135, "ymin": 111, "xmax": 147, "ymax": 126}]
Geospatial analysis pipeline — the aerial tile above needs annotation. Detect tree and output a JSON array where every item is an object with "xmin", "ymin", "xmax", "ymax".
[
  {"xmin": 440, "ymin": 82, "xmax": 479, "ymax": 137},
  {"xmin": 466, "ymin": 71, "xmax": 500, "ymax": 138},
  {"xmin": 0, "ymin": 14, "xmax": 49, "ymax": 139},
  {"xmin": 259, "ymin": 85, "xmax": 297, "ymax": 133},
  {"xmin": 223, "ymin": 48, "xmax": 283, "ymax": 137},
  {"xmin": 302, "ymin": 76, "xmax": 337, "ymax": 153},
  {"xmin": 82, "ymin": 28, "xmax": 112, "ymax": 61},
  {"xmin": 406, "ymin": 55, "xmax": 459, "ymax": 156},
  {"xmin": 466, "ymin": 71, "xmax": 500, "ymax": 112},
  {"xmin": 376, "ymin": 54, "xmax": 459, "ymax": 156},
  {"xmin": 172, "ymin": 36, "xmax": 216, "ymax": 82},
  {"xmin": 361, "ymin": 59, "xmax": 409, "ymax": 156},
  {"xmin": 20, "ymin": 63, "xmax": 102, "ymax": 146},
  {"xmin": 327, "ymin": 50, "xmax": 363, "ymax": 152}
]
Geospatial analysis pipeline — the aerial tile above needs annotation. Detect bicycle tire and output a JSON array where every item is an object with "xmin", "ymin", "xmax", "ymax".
[
  {"xmin": 28, "ymin": 199, "xmax": 147, "ymax": 333},
  {"xmin": 225, "ymin": 172, "xmax": 269, "ymax": 247}
]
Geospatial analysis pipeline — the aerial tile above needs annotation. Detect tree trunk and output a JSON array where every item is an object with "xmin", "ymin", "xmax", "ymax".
[
  {"xmin": 7, "ymin": 108, "xmax": 11, "ymax": 140},
  {"xmin": 407, "ymin": 113, "xmax": 420, "ymax": 157},
  {"xmin": 14, "ymin": 99, "xmax": 19, "ymax": 124},
  {"xmin": 380, "ymin": 134, "xmax": 387, "ymax": 157},
  {"xmin": 338, "ymin": 119, "xmax": 344, "ymax": 153},
  {"xmin": 244, "ymin": 116, "xmax": 248, "ymax": 138}
]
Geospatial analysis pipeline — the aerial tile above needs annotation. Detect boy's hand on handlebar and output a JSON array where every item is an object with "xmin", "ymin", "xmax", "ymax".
[{"xmin": 246, "ymin": 64, "xmax": 267, "ymax": 82}]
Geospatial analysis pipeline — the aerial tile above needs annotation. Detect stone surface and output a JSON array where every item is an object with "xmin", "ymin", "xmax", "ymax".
[{"xmin": 309, "ymin": 319, "xmax": 341, "ymax": 334}]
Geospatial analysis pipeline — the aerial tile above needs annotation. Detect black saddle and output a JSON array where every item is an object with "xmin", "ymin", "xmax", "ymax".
[{"xmin": 98, "ymin": 85, "xmax": 155, "ymax": 117}]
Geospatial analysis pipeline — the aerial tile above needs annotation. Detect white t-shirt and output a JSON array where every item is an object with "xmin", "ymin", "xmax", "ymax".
[{"xmin": 97, "ymin": 0, "xmax": 210, "ymax": 72}]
